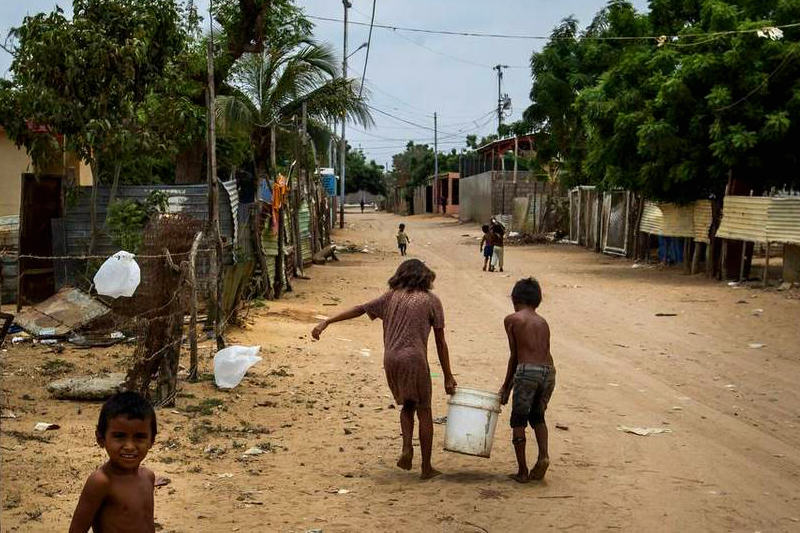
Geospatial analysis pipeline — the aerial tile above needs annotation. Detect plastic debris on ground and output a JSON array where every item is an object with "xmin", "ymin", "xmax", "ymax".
[
  {"xmin": 94, "ymin": 250, "xmax": 141, "ymax": 298},
  {"xmin": 748, "ymin": 343, "xmax": 766, "ymax": 349},
  {"xmin": 243, "ymin": 447, "xmax": 265, "ymax": 456},
  {"xmin": 617, "ymin": 426, "xmax": 672, "ymax": 436},
  {"xmin": 213, "ymin": 346, "xmax": 262, "ymax": 389},
  {"xmin": 33, "ymin": 422, "xmax": 60, "ymax": 431}
]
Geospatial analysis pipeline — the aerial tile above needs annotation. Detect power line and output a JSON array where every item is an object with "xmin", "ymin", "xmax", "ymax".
[
  {"xmin": 388, "ymin": 26, "xmax": 527, "ymax": 69},
  {"xmin": 309, "ymin": 14, "xmax": 800, "ymax": 43},
  {"xmin": 357, "ymin": 0, "xmax": 376, "ymax": 99}
]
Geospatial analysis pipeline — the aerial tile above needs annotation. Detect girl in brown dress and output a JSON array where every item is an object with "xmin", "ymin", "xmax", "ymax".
[{"xmin": 312, "ymin": 259, "xmax": 457, "ymax": 479}]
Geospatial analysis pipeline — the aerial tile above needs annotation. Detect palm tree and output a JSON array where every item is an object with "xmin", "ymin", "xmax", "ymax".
[{"xmin": 217, "ymin": 37, "xmax": 373, "ymax": 180}]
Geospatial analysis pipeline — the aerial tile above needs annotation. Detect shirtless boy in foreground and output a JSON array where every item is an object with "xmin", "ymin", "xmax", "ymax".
[
  {"xmin": 69, "ymin": 391, "xmax": 157, "ymax": 533},
  {"xmin": 499, "ymin": 277, "xmax": 556, "ymax": 483}
]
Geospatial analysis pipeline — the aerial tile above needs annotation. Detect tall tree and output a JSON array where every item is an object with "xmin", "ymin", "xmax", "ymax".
[{"xmin": 216, "ymin": 38, "xmax": 372, "ymax": 181}]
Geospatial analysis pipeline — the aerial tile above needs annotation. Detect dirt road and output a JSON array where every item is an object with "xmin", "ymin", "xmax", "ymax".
[{"xmin": 2, "ymin": 211, "xmax": 800, "ymax": 532}]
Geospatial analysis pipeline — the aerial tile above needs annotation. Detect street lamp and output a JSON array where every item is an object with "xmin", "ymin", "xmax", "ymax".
[{"xmin": 347, "ymin": 42, "xmax": 368, "ymax": 59}]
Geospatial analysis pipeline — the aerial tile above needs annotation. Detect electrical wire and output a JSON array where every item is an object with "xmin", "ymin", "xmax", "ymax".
[
  {"xmin": 358, "ymin": 0, "xmax": 376, "ymax": 99},
  {"xmin": 309, "ymin": 14, "xmax": 800, "ymax": 43}
]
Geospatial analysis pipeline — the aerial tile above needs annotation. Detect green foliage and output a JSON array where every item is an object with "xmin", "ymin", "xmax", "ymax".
[
  {"xmin": 524, "ymin": 0, "xmax": 800, "ymax": 201},
  {"xmin": 345, "ymin": 148, "xmax": 385, "ymax": 195},
  {"xmin": 0, "ymin": 0, "xmax": 188, "ymax": 177},
  {"xmin": 106, "ymin": 191, "xmax": 169, "ymax": 252}
]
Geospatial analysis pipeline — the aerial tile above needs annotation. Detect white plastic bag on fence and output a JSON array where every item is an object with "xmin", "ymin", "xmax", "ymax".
[
  {"xmin": 213, "ymin": 346, "xmax": 262, "ymax": 389},
  {"xmin": 94, "ymin": 251, "xmax": 141, "ymax": 298}
]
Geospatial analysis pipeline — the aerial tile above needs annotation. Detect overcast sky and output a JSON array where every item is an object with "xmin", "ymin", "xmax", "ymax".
[{"xmin": 1, "ymin": 0, "xmax": 649, "ymax": 168}]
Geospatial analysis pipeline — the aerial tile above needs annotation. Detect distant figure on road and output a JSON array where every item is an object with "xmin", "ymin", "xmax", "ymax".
[
  {"xmin": 311, "ymin": 259, "xmax": 457, "ymax": 480},
  {"xmin": 490, "ymin": 217, "xmax": 506, "ymax": 272},
  {"xmin": 396, "ymin": 223, "xmax": 410, "ymax": 256},
  {"xmin": 360, "ymin": 199, "xmax": 366, "ymax": 213},
  {"xmin": 440, "ymin": 194, "xmax": 447, "ymax": 215},
  {"xmin": 480, "ymin": 224, "xmax": 494, "ymax": 271},
  {"xmin": 498, "ymin": 278, "xmax": 555, "ymax": 483}
]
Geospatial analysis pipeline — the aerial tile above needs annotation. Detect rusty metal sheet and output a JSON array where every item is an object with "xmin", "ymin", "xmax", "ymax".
[
  {"xmin": 717, "ymin": 196, "xmax": 770, "ymax": 243},
  {"xmin": 693, "ymin": 200, "xmax": 713, "ymax": 243},
  {"xmin": 14, "ymin": 287, "xmax": 110, "ymax": 337},
  {"xmin": 639, "ymin": 202, "xmax": 663, "ymax": 235},
  {"xmin": 640, "ymin": 203, "xmax": 694, "ymax": 237},
  {"xmin": 660, "ymin": 204, "xmax": 694, "ymax": 237},
  {"xmin": 766, "ymin": 197, "xmax": 800, "ymax": 245}
]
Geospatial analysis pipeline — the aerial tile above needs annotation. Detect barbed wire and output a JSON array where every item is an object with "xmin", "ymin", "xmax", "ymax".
[{"xmin": 3, "ymin": 250, "xmax": 215, "ymax": 261}]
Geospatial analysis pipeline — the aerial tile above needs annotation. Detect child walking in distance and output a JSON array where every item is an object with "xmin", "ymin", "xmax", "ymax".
[
  {"xmin": 312, "ymin": 259, "xmax": 457, "ymax": 479},
  {"xmin": 69, "ymin": 391, "xmax": 157, "ymax": 533},
  {"xmin": 490, "ymin": 217, "xmax": 505, "ymax": 272},
  {"xmin": 397, "ymin": 223, "xmax": 410, "ymax": 256},
  {"xmin": 480, "ymin": 225, "xmax": 494, "ymax": 271},
  {"xmin": 498, "ymin": 277, "xmax": 555, "ymax": 483}
]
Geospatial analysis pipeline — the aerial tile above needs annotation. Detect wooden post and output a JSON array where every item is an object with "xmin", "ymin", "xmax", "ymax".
[
  {"xmin": 205, "ymin": 34, "xmax": 224, "ymax": 350},
  {"xmin": 252, "ymin": 206, "xmax": 272, "ymax": 298},
  {"xmin": 720, "ymin": 240, "xmax": 728, "ymax": 281},
  {"xmin": 739, "ymin": 240, "xmax": 747, "ymax": 281},
  {"xmin": 691, "ymin": 242, "xmax": 702, "ymax": 274},
  {"xmin": 683, "ymin": 239, "xmax": 692, "ymax": 274},
  {"xmin": 188, "ymin": 230, "xmax": 203, "ymax": 382},
  {"xmin": 706, "ymin": 239, "xmax": 714, "ymax": 277},
  {"xmin": 763, "ymin": 241, "xmax": 770, "ymax": 287}
]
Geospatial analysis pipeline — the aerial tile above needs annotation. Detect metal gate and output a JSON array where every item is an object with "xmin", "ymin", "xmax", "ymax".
[
  {"xmin": 603, "ymin": 191, "xmax": 629, "ymax": 256},
  {"xmin": 568, "ymin": 188, "xmax": 580, "ymax": 244}
]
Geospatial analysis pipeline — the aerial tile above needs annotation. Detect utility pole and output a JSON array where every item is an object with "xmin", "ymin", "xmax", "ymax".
[
  {"xmin": 433, "ymin": 112, "xmax": 439, "ymax": 213},
  {"xmin": 494, "ymin": 64, "xmax": 509, "ymax": 135},
  {"xmin": 206, "ymin": 0, "xmax": 224, "ymax": 350},
  {"xmin": 339, "ymin": 0, "xmax": 351, "ymax": 229}
]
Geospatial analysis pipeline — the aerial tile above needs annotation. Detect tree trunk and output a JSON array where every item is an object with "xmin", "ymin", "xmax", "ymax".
[
  {"xmin": 175, "ymin": 140, "xmax": 206, "ymax": 184},
  {"xmin": 89, "ymin": 160, "xmax": 100, "ymax": 255},
  {"xmin": 274, "ymin": 206, "xmax": 285, "ymax": 298},
  {"xmin": 105, "ymin": 161, "xmax": 123, "ymax": 225},
  {"xmin": 155, "ymin": 311, "xmax": 183, "ymax": 407}
]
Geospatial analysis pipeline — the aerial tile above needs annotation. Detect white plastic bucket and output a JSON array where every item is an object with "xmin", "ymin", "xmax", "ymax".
[{"xmin": 443, "ymin": 387, "xmax": 501, "ymax": 458}]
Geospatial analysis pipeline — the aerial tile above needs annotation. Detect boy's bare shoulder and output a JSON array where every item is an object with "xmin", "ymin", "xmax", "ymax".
[
  {"xmin": 141, "ymin": 466, "xmax": 156, "ymax": 485},
  {"xmin": 83, "ymin": 466, "xmax": 112, "ymax": 495}
]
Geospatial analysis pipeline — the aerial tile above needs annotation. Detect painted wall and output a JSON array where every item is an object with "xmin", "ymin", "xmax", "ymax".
[
  {"xmin": 0, "ymin": 129, "xmax": 94, "ymax": 216},
  {"xmin": 0, "ymin": 129, "xmax": 32, "ymax": 216}
]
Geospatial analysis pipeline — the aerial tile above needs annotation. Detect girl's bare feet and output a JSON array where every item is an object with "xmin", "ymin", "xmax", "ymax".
[
  {"xmin": 530, "ymin": 457, "xmax": 549, "ymax": 480},
  {"xmin": 420, "ymin": 467, "xmax": 442, "ymax": 480},
  {"xmin": 397, "ymin": 449, "xmax": 413, "ymax": 471},
  {"xmin": 508, "ymin": 471, "xmax": 529, "ymax": 484}
]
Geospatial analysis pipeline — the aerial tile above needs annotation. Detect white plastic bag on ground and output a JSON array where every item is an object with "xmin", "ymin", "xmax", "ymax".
[
  {"xmin": 214, "ymin": 346, "xmax": 262, "ymax": 389},
  {"xmin": 94, "ymin": 251, "xmax": 141, "ymax": 298}
]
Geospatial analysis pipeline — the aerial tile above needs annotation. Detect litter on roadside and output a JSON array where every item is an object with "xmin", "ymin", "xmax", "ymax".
[
  {"xmin": 33, "ymin": 422, "xmax": 60, "ymax": 431},
  {"xmin": 617, "ymin": 426, "xmax": 672, "ymax": 436},
  {"xmin": 748, "ymin": 343, "xmax": 766, "ymax": 349},
  {"xmin": 14, "ymin": 287, "xmax": 110, "ymax": 338},
  {"xmin": 213, "ymin": 346, "xmax": 262, "ymax": 389},
  {"xmin": 243, "ymin": 447, "xmax": 265, "ymax": 456}
]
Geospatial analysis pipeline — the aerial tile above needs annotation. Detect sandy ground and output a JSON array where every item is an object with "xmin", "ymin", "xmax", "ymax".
[{"xmin": 2, "ymin": 211, "xmax": 800, "ymax": 532}]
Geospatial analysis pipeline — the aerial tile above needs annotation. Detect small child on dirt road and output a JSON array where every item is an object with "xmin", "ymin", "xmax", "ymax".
[
  {"xmin": 69, "ymin": 391, "xmax": 157, "ymax": 533},
  {"xmin": 498, "ymin": 277, "xmax": 556, "ymax": 483},
  {"xmin": 490, "ymin": 217, "xmax": 505, "ymax": 272},
  {"xmin": 397, "ymin": 223, "xmax": 410, "ymax": 256},
  {"xmin": 480, "ymin": 224, "xmax": 494, "ymax": 271}
]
